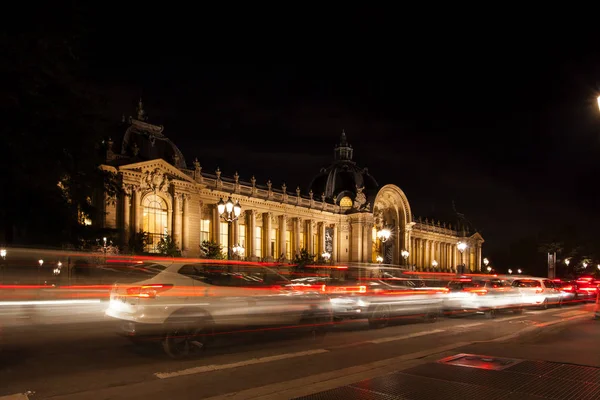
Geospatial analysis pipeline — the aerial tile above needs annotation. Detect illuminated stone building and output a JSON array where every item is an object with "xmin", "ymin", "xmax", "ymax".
[{"xmin": 99, "ymin": 101, "xmax": 484, "ymax": 271}]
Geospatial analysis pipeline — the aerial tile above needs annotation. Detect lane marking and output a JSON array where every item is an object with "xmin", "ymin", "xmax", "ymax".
[
  {"xmin": 367, "ymin": 329, "xmax": 446, "ymax": 344},
  {"xmin": 0, "ymin": 393, "xmax": 31, "ymax": 400},
  {"xmin": 555, "ymin": 310, "xmax": 589, "ymax": 318},
  {"xmin": 202, "ymin": 341, "xmax": 472, "ymax": 400},
  {"xmin": 155, "ymin": 349, "xmax": 328, "ymax": 379},
  {"xmin": 494, "ymin": 315, "xmax": 528, "ymax": 323},
  {"xmin": 452, "ymin": 322, "xmax": 484, "ymax": 329},
  {"xmin": 0, "ymin": 300, "xmax": 101, "ymax": 306},
  {"xmin": 535, "ymin": 313, "xmax": 592, "ymax": 327}
]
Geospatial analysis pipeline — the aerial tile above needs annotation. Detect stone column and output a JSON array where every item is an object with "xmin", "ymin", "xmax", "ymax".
[
  {"xmin": 133, "ymin": 186, "xmax": 142, "ymax": 234},
  {"xmin": 123, "ymin": 187, "xmax": 131, "ymax": 244},
  {"xmin": 182, "ymin": 194, "xmax": 189, "ymax": 251},
  {"xmin": 247, "ymin": 210, "xmax": 255, "ymax": 260},
  {"xmin": 279, "ymin": 215, "xmax": 287, "ymax": 260},
  {"xmin": 173, "ymin": 193, "xmax": 182, "ymax": 247},
  {"xmin": 476, "ymin": 244, "xmax": 482, "ymax": 271},
  {"xmin": 319, "ymin": 222, "xmax": 326, "ymax": 256},
  {"xmin": 263, "ymin": 213, "xmax": 272, "ymax": 259},
  {"xmin": 294, "ymin": 218, "xmax": 301, "ymax": 256},
  {"xmin": 212, "ymin": 205, "xmax": 220, "ymax": 243},
  {"xmin": 332, "ymin": 224, "xmax": 338, "ymax": 262}
]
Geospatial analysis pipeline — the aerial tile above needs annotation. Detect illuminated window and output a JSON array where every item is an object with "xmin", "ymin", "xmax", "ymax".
[
  {"xmin": 238, "ymin": 223, "xmax": 246, "ymax": 247},
  {"xmin": 255, "ymin": 226, "xmax": 262, "ymax": 258},
  {"xmin": 271, "ymin": 228, "xmax": 279, "ymax": 257},
  {"xmin": 142, "ymin": 194, "xmax": 168, "ymax": 252},
  {"xmin": 219, "ymin": 222, "xmax": 229, "ymax": 251},
  {"xmin": 340, "ymin": 196, "xmax": 353, "ymax": 208},
  {"xmin": 200, "ymin": 219, "xmax": 211, "ymax": 243},
  {"xmin": 285, "ymin": 230, "xmax": 292, "ymax": 259}
]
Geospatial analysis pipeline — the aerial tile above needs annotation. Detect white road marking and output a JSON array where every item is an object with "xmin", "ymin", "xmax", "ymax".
[
  {"xmin": 367, "ymin": 329, "xmax": 446, "ymax": 344},
  {"xmin": 0, "ymin": 393, "xmax": 30, "ymax": 400},
  {"xmin": 0, "ymin": 299, "xmax": 101, "ymax": 306},
  {"xmin": 452, "ymin": 322, "xmax": 484, "ymax": 329},
  {"xmin": 155, "ymin": 349, "xmax": 329, "ymax": 379},
  {"xmin": 535, "ymin": 312, "xmax": 592, "ymax": 327},
  {"xmin": 493, "ymin": 315, "xmax": 528, "ymax": 323},
  {"xmin": 554, "ymin": 310, "xmax": 589, "ymax": 318}
]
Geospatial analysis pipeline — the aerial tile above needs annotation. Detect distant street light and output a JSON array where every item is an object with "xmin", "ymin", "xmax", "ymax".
[
  {"xmin": 376, "ymin": 255, "xmax": 383, "ymax": 263},
  {"xmin": 487, "ymin": 266, "xmax": 492, "ymax": 273},
  {"xmin": 508, "ymin": 269, "xmax": 513, "ymax": 274},
  {"xmin": 565, "ymin": 259, "xmax": 570, "ymax": 267},
  {"xmin": 321, "ymin": 252, "xmax": 331, "ymax": 263},
  {"xmin": 0, "ymin": 249, "xmax": 6, "ymax": 259},
  {"xmin": 583, "ymin": 262, "xmax": 588, "ymax": 269},
  {"xmin": 217, "ymin": 197, "xmax": 242, "ymax": 259},
  {"xmin": 432, "ymin": 260, "xmax": 438, "ymax": 269},
  {"xmin": 518, "ymin": 269, "xmax": 522, "ymax": 274},
  {"xmin": 483, "ymin": 258, "xmax": 489, "ymax": 268}
]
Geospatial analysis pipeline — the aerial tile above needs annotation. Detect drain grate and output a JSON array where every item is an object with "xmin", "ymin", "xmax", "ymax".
[
  {"xmin": 296, "ymin": 360, "xmax": 600, "ymax": 399},
  {"xmin": 293, "ymin": 385, "xmax": 398, "ymax": 400},
  {"xmin": 438, "ymin": 353, "xmax": 523, "ymax": 371},
  {"xmin": 505, "ymin": 360, "xmax": 562, "ymax": 376}
]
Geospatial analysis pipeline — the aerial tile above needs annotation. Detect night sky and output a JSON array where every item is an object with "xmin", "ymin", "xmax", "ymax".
[{"xmin": 19, "ymin": 7, "xmax": 600, "ymax": 269}]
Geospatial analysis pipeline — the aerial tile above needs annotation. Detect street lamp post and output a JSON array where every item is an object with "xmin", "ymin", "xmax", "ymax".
[
  {"xmin": 217, "ymin": 197, "xmax": 242, "ymax": 260},
  {"xmin": 38, "ymin": 259, "xmax": 44, "ymax": 285},
  {"xmin": 0, "ymin": 248, "xmax": 6, "ymax": 283},
  {"xmin": 376, "ymin": 225, "xmax": 391, "ymax": 264},
  {"xmin": 401, "ymin": 250, "xmax": 409, "ymax": 268},
  {"xmin": 457, "ymin": 241, "xmax": 467, "ymax": 274}
]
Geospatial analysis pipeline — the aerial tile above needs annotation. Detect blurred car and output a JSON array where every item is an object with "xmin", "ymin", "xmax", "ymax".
[
  {"xmin": 291, "ymin": 277, "xmax": 443, "ymax": 328},
  {"xmin": 444, "ymin": 277, "xmax": 525, "ymax": 318},
  {"xmin": 511, "ymin": 277, "xmax": 562, "ymax": 308},
  {"xmin": 105, "ymin": 261, "xmax": 332, "ymax": 358},
  {"xmin": 574, "ymin": 277, "xmax": 600, "ymax": 302}
]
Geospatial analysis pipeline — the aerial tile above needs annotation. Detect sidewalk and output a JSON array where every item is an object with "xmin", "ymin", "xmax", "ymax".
[{"xmin": 293, "ymin": 316, "xmax": 600, "ymax": 399}]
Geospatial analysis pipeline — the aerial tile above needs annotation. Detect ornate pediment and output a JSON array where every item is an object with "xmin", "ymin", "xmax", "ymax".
[{"xmin": 118, "ymin": 159, "xmax": 195, "ymax": 184}]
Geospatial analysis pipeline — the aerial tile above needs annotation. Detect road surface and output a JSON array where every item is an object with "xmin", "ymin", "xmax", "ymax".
[{"xmin": 0, "ymin": 303, "xmax": 595, "ymax": 399}]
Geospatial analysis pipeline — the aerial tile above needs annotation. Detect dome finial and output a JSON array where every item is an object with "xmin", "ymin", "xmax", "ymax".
[
  {"xmin": 334, "ymin": 129, "xmax": 353, "ymax": 161},
  {"xmin": 137, "ymin": 98, "xmax": 147, "ymax": 121}
]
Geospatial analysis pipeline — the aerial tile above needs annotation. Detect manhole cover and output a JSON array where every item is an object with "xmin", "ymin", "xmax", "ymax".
[{"xmin": 438, "ymin": 353, "xmax": 523, "ymax": 371}]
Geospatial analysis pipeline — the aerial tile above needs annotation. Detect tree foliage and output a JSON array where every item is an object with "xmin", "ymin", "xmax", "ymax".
[
  {"xmin": 156, "ymin": 235, "xmax": 182, "ymax": 257},
  {"xmin": 200, "ymin": 241, "xmax": 225, "ymax": 259},
  {"xmin": 2, "ymin": 6, "xmax": 120, "ymax": 246}
]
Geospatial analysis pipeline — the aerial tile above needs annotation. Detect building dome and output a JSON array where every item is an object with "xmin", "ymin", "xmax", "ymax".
[
  {"xmin": 309, "ymin": 130, "xmax": 378, "ymax": 210},
  {"xmin": 119, "ymin": 99, "xmax": 187, "ymax": 169}
]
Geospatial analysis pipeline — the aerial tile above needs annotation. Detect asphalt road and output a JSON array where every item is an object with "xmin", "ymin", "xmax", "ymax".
[{"xmin": 0, "ymin": 303, "xmax": 595, "ymax": 400}]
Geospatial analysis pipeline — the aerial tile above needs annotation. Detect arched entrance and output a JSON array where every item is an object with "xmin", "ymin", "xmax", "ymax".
[{"xmin": 372, "ymin": 184, "xmax": 412, "ymax": 265}]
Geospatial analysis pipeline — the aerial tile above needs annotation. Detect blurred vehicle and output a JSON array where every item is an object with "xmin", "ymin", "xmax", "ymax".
[
  {"xmin": 105, "ymin": 261, "xmax": 332, "ymax": 358},
  {"xmin": 574, "ymin": 277, "xmax": 599, "ymax": 302},
  {"xmin": 443, "ymin": 277, "xmax": 525, "ymax": 318},
  {"xmin": 511, "ymin": 277, "xmax": 562, "ymax": 309},
  {"xmin": 551, "ymin": 279, "xmax": 577, "ymax": 304},
  {"xmin": 292, "ymin": 277, "xmax": 444, "ymax": 328}
]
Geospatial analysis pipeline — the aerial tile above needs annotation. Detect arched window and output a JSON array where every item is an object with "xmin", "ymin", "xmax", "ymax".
[
  {"xmin": 143, "ymin": 194, "xmax": 168, "ymax": 253},
  {"xmin": 340, "ymin": 196, "xmax": 353, "ymax": 208}
]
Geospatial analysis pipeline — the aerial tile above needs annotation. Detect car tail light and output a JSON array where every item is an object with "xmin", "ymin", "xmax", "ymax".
[
  {"xmin": 562, "ymin": 286, "xmax": 573, "ymax": 291},
  {"xmin": 466, "ymin": 288, "xmax": 488, "ymax": 296},
  {"xmin": 127, "ymin": 284, "xmax": 173, "ymax": 298}
]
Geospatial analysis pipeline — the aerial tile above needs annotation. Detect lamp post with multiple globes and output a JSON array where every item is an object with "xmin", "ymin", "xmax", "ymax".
[
  {"xmin": 457, "ymin": 241, "xmax": 467, "ymax": 274},
  {"xmin": 217, "ymin": 197, "xmax": 242, "ymax": 260}
]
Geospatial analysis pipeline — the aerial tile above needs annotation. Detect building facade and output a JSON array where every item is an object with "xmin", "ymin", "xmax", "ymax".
[{"xmin": 99, "ymin": 101, "xmax": 484, "ymax": 271}]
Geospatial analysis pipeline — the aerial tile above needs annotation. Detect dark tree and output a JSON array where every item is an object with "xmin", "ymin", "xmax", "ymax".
[{"xmin": 2, "ymin": 5, "xmax": 119, "ymax": 246}]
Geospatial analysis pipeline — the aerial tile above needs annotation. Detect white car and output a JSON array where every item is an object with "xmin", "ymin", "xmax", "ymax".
[
  {"xmin": 511, "ymin": 277, "xmax": 563, "ymax": 309},
  {"xmin": 105, "ymin": 261, "xmax": 332, "ymax": 358}
]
